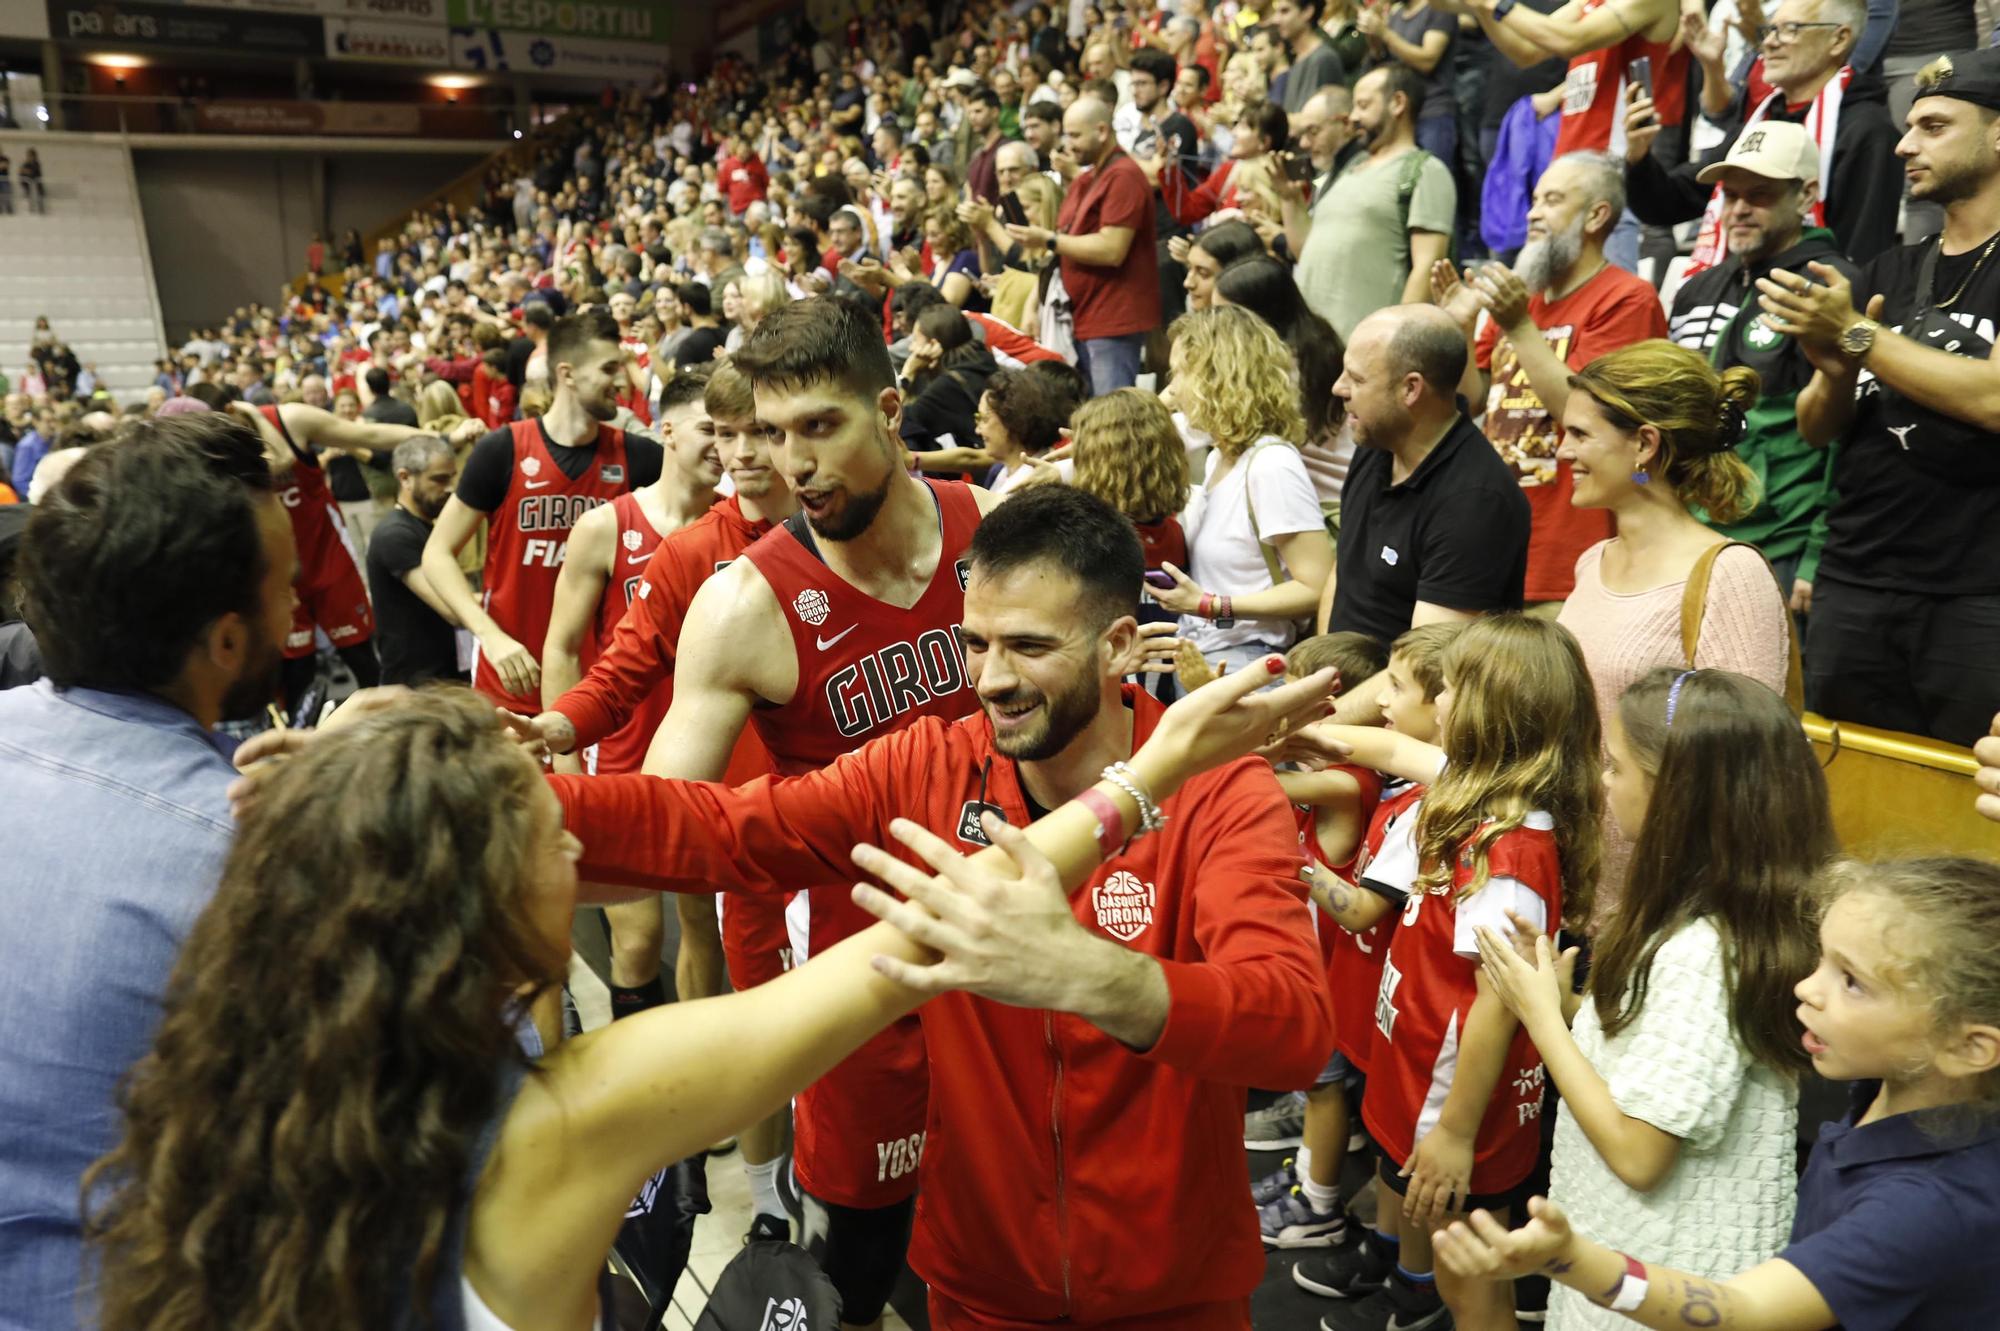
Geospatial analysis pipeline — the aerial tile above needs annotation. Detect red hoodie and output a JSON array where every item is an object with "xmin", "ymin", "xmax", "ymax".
[{"xmin": 549, "ymin": 686, "xmax": 1334, "ymax": 1325}]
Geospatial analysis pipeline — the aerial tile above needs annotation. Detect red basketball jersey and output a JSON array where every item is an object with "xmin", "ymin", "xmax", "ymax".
[
  {"xmin": 584, "ymin": 490, "xmax": 666, "ymax": 775},
  {"xmin": 477, "ymin": 418, "xmax": 630, "ymax": 710},
  {"xmin": 1553, "ymin": 0, "xmax": 1690, "ymax": 158},
  {"xmin": 261, "ymin": 405, "xmax": 357, "ymax": 593},
  {"xmin": 1333, "ymin": 781, "xmax": 1424, "ymax": 1073},
  {"xmin": 1362, "ymin": 818, "xmax": 1564, "ymax": 1193},
  {"xmin": 741, "ymin": 478, "xmax": 983, "ymax": 777}
]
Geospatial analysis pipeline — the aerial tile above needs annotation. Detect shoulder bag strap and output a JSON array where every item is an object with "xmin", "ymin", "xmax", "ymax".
[
  {"xmin": 1680, "ymin": 540, "xmax": 1805, "ymax": 715},
  {"xmin": 1238, "ymin": 440, "xmax": 1288, "ymax": 587}
]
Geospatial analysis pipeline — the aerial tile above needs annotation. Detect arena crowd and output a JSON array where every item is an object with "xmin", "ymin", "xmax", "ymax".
[{"xmin": 4, "ymin": 0, "xmax": 2000, "ymax": 1329}]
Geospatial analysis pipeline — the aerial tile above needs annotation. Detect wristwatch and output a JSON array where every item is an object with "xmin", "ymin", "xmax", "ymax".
[
  {"xmin": 1493, "ymin": 0, "xmax": 1519, "ymax": 18},
  {"xmin": 1839, "ymin": 317, "xmax": 1880, "ymax": 359},
  {"xmin": 1045, "ymin": 233, "xmax": 1059, "ymax": 256}
]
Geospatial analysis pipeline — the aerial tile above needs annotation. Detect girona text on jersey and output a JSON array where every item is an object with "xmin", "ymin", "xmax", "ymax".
[
  {"xmin": 515, "ymin": 493, "xmax": 606, "ymax": 567},
  {"xmin": 825, "ymin": 626, "xmax": 972, "ymax": 739}
]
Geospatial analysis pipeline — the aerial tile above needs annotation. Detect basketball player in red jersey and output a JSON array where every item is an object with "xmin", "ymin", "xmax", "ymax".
[
  {"xmin": 541, "ymin": 367, "xmax": 721, "ymax": 1029},
  {"xmin": 527, "ymin": 360, "xmax": 804, "ymax": 1235},
  {"xmin": 639, "ymin": 296, "xmax": 1003, "ymax": 1330},
  {"xmin": 419, "ymin": 310, "xmax": 666, "ymax": 713},
  {"xmin": 216, "ymin": 393, "xmax": 467, "ymax": 719}
]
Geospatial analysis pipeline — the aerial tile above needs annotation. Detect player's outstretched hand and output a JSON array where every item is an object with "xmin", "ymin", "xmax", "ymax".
[
  {"xmin": 1142, "ymin": 656, "xmax": 1338, "ymax": 795},
  {"xmin": 1434, "ymin": 1196, "xmax": 1576, "ymax": 1283},
  {"xmin": 1113, "ymin": 621, "xmax": 1182, "ymax": 677}
]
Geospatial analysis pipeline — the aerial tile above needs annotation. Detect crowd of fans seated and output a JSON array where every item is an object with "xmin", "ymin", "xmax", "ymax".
[{"xmin": 5, "ymin": 0, "xmax": 2000, "ymax": 1328}]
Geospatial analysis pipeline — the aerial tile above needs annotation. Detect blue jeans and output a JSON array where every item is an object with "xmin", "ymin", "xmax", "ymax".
[{"xmin": 1078, "ymin": 332, "xmax": 1144, "ymax": 395}]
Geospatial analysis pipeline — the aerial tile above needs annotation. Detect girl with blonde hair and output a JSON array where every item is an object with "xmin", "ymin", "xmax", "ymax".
[
  {"xmin": 1554, "ymin": 339, "xmax": 1795, "ymax": 919},
  {"xmin": 1149, "ymin": 306, "xmax": 1333, "ymax": 670}
]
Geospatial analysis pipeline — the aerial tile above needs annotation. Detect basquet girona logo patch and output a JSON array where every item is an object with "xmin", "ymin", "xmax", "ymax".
[
  {"xmin": 1092, "ymin": 871, "xmax": 1155, "ymax": 942},
  {"xmin": 792, "ymin": 588, "xmax": 831, "ymax": 626}
]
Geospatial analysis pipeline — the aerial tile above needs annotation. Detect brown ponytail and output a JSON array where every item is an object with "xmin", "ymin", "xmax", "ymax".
[{"xmin": 1568, "ymin": 340, "xmax": 1764, "ymax": 522}]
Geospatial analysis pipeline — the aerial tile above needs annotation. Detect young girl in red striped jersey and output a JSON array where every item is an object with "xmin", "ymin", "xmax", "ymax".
[{"xmin": 1295, "ymin": 614, "xmax": 1604, "ymax": 1331}]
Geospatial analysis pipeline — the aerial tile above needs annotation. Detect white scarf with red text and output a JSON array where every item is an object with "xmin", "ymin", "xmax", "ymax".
[{"xmin": 1686, "ymin": 66, "xmax": 1848, "ymax": 276}]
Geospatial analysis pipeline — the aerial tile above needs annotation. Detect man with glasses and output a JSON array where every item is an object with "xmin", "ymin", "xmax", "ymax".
[
  {"xmin": 1756, "ymin": 48, "xmax": 2000, "ymax": 746},
  {"xmin": 1624, "ymin": 0, "xmax": 1901, "ymax": 266}
]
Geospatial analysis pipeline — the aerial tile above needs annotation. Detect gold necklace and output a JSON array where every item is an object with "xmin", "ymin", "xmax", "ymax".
[{"xmin": 1933, "ymin": 229, "xmax": 2000, "ymax": 310}]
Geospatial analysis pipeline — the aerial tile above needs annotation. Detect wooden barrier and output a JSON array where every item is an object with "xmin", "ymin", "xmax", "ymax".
[{"xmin": 1804, "ymin": 714, "xmax": 1999, "ymax": 859}]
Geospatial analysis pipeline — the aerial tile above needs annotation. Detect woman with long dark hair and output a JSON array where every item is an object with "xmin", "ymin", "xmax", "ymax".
[{"xmin": 1214, "ymin": 254, "xmax": 1348, "ymax": 506}]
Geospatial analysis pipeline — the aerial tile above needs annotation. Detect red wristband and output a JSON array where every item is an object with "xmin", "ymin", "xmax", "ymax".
[{"xmin": 1075, "ymin": 786, "xmax": 1128, "ymax": 858}]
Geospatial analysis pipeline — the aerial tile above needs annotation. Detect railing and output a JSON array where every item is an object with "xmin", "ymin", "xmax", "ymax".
[
  {"xmin": 1802, "ymin": 714, "xmax": 1997, "ymax": 859},
  {"xmin": 49, "ymin": 93, "xmax": 513, "ymax": 141}
]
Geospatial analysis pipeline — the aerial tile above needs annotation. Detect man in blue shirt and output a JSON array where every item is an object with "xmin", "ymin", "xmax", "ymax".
[
  {"xmin": 10, "ymin": 404, "xmax": 54, "ymax": 498},
  {"xmin": 0, "ymin": 413, "xmax": 297, "ymax": 1329}
]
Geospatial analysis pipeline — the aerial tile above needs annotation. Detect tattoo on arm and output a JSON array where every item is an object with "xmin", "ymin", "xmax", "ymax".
[
  {"xmin": 1677, "ymin": 1277, "xmax": 1722, "ymax": 1328},
  {"xmin": 1541, "ymin": 1258, "xmax": 1573, "ymax": 1275}
]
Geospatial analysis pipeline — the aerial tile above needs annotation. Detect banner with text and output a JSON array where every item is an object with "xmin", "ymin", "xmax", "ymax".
[
  {"xmin": 444, "ymin": 0, "xmax": 661, "ymax": 41},
  {"xmin": 47, "ymin": 0, "xmax": 324, "ymax": 54},
  {"xmin": 167, "ymin": 0, "xmax": 444, "ymax": 16},
  {"xmin": 448, "ymin": 26, "xmax": 666, "ymax": 80},
  {"xmin": 326, "ymin": 15, "xmax": 450, "ymax": 62}
]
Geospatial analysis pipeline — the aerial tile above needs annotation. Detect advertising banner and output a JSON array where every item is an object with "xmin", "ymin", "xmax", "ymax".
[
  {"xmin": 326, "ymin": 15, "xmax": 450, "ymax": 62},
  {"xmin": 47, "ymin": 0, "xmax": 325, "ymax": 54},
  {"xmin": 444, "ymin": 0, "xmax": 661, "ymax": 41},
  {"xmin": 193, "ymin": 98, "xmax": 422, "ymax": 133},
  {"xmin": 449, "ymin": 26, "xmax": 667, "ymax": 80},
  {"xmin": 193, "ymin": 0, "xmax": 444, "ymax": 15}
]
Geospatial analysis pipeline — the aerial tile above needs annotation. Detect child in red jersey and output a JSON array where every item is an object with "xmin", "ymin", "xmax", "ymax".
[
  {"xmin": 1285, "ymin": 621, "xmax": 1465, "ymax": 1294},
  {"xmin": 1253, "ymin": 630, "xmax": 1390, "ymax": 1249},
  {"xmin": 1290, "ymin": 615, "xmax": 1605, "ymax": 1331}
]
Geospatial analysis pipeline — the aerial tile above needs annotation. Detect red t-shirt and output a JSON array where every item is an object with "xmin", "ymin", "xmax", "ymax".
[
  {"xmin": 1055, "ymin": 149, "xmax": 1160, "ymax": 341},
  {"xmin": 720, "ymin": 153, "xmax": 769, "ymax": 213},
  {"xmin": 1297, "ymin": 764, "xmax": 1385, "ymax": 1056},
  {"xmin": 1363, "ymin": 817, "xmax": 1565, "ymax": 1194},
  {"xmin": 1474, "ymin": 263, "xmax": 1666, "ymax": 599},
  {"xmin": 1553, "ymin": 0, "xmax": 1690, "ymax": 157}
]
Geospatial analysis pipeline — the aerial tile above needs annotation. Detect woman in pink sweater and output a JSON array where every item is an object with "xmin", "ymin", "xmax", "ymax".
[{"xmin": 1555, "ymin": 342, "xmax": 1795, "ymax": 920}]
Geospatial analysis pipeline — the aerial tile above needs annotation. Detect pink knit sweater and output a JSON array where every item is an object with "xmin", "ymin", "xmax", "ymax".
[{"xmin": 1558, "ymin": 540, "xmax": 1793, "ymax": 919}]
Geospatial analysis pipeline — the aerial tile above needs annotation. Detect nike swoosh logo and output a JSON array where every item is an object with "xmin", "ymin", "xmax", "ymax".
[
  {"xmin": 524, "ymin": 479, "xmax": 552, "ymax": 490},
  {"xmin": 1387, "ymin": 1308, "xmax": 1451, "ymax": 1331},
  {"xmin": 626, "ymin": 551, "xmax": 651, "ymax": 565},
  {"xmin": 815, "ymin": 624, "xmax": 858, "ymax": 651}
]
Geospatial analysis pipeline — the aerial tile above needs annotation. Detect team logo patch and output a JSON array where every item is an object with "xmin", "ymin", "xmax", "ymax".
[
  {"xmin": 792, "ymin": 588, "xmax": 831, "ymax": 626},
  {"xmin": 522, "ymin": 456, "xmax": 541, "ymax": 477},
  {"xmin": 621, "ymin": 528, "xmax": 643, "ymax": 552},
  {"xmin": 757, "ymin": 1296, "xmax": 808, "ymax": 1330},
  {"xmin": 638, "ymin": 581, "xmax": 651, "ymax": 598},
  {"xmin": 1092, "ymin": 870, "xmax": 1155, "ymax": 941},
  {"xmin": 601, "ymin": 464, "xmax": 625, "ymax": 484},
  {"xmin": 1744, "ymin": 318, "xmax": 1783, "ymax": 350},
  {"xmin": 1380, "ymin": 545, "xmax": 1400, "ymax": 567},
  {"xmin": 954, "ymin": 557, "xmax": 971, "ymax": 590},
  {"xmin": 956, "ymin": 800, "xmax": 1006, "ymax": 845}
]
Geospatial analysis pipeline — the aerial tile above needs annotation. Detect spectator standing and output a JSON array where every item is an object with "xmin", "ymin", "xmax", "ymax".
[
  {"xmin": 365, "ymin": 435, "xmax": 465, "ymax": 686},
  {"xmin": 1666, "ymin": 122, "xmax": 1856, "ymax": 632},
  {"xmin": 1274, "ymin": 0, "xmax": 1350, "ymax": 113},
  {"xmin": 0, "ymin": 415, "xmax": 294, "ymax": 1330},
  {"xmin": 1290, "ymin": 84, "xmax": 1361, "ymax": 211},
  {"xmin": 1555, "ymin": 341, "xmax": 1794, "ymax": 915},
  {"xmin": 1289, "ymin": 65, "xmax": 1457, "ymax": 340},
  {"xmin": 718, "ymin": 133, "xmax": 770, "ymax": 219},
  {"xmin": 1763, "ymin": 48, "xmax": 2000, "ymax": 746},
  {"xmin": 1128, "ymin": 47, "xmax": 1207, "ymax": 324},
  {"xmin": 1363, "ymin": 0, "xmax": 1462, "ymax": 168},
  {"xmin": 1443, "ymin": 152, "xmax": 1667, "ymax": 605},
  {"xmin": 963, "ymin": 87, "xmax": 1014, "ymax": 203},
  {"xmin": 1151, "ymin": 306, "xmax": 1336, "ymax": 669},
  {"xmin": 1011, "ymin": 95, "xmax": 1161, "ymax": 393},
  {"xmin": 670, "ymin": 284, "xmax": 727, "ymax": 369},
  {"xmin": 1323, "ymin": 304, "xmax": 1530, "ymax": 716},
  {"xmin": 1625, "ymin": 0, "xmax": 1902, "ymax": 269}
]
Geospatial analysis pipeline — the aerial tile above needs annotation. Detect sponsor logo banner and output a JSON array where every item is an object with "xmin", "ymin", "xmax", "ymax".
[
  {"xmin": 193, "ymin": 99, "xmax": 422, "ymax": 134},
  {"xmin": 326, "ymin": 15, "xmax": 449, "ymax": 62},
  {"xmin": 448, "ymin": 25, "xmax": 667, "ymax": 77},
  {"xmin": 444, "ymin": 0, "xmax": 660, "ymax": 40},
  {"xmin": 49, "ymin": 0, "xmax": 324, "ymax": 53}
]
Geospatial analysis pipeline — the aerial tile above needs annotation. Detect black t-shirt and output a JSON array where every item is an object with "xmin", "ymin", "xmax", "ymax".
[
  {"xmin": 1330, "ymin": 414, "xmax": 1531, "ymax": 640},
  {"xmin": 1482, "ymin": 0, "xmax": 1565, "ymax": 128},
  {"xmin": 455, "ymin": 418, "xmax": 664, "ymax": 513},
  {"xmin": 1385, "ymin": 3, "xmax": 1458, "ymax": 120},
  {"xmin": 673, "ymin": 326, "xmax": 727, "ymax": 369},
  {"xmin": 504, "ymin": 335, "xmax": 535, "ymax": 389},
  {"xmin": 365, "ymin": 506, "xmax": 462, "ymax": 685},
  {"xmin": 1820, "ymin": 232, "xmax": 2000, "ymax": 594}
]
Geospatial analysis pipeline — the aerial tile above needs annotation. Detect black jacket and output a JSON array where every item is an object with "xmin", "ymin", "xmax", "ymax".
[{"xmin": 1626, "ymin": 70, "xmax": 1903, "ymax": 265}]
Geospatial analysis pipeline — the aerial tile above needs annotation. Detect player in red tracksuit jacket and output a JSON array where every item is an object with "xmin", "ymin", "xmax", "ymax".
[
  {"xmin": 547, "ymin": 484, "xmax": 1338, "ymax": 1329},
  {"xmin": 419, "ymin": 311, "xmax": 665, "ymax": 714}
]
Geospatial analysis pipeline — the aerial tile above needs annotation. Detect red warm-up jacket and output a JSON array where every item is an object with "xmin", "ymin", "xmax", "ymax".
[{"xmin": 549, "ymin": 686, "xmax": 1335, "ymax": 1325}]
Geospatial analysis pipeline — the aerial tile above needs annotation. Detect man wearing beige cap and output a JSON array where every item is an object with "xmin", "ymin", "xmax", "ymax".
[
  {"xmin": 1624, "ymin": 0, "xmax": 1901, "ymax": 266},
  {"xmin": 1668, "ymin": 119, "xmax": 1859, "ymax": 628}
]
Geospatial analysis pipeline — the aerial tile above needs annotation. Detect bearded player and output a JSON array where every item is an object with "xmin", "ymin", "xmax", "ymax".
[{"xmin": 420, "ymin": 310, "xmax": 666, "ymax": 713}]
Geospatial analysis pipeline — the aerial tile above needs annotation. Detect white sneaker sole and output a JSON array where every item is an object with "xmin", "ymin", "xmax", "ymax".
[
  {"xmin": 1262, "ymin": 1222, "xmax": 1348, "ymax": 1249},
  {"xmin": 1244, "ymin": 1132, "xmax": 1305, "ymax": 1150}
]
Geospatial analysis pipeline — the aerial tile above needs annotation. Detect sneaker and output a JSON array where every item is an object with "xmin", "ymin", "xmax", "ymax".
[
  {"xmin": 745, "ymin": 1212, "xmax": 790, "ymax": 1244},
  {"xmin": 1318, "ymin": 1275, "xmax": 1450, "ymax": 1331},
  {"xmin": 1348, "ymin": 1127, "xmax": 1370, "ymax": 1154},
  {"xmin": 1260, "ymin": 1186, "xmax": 1347, "ymax": 1248},
  {"xmin": 774, "ymin": 1151, "xmax": 804, "ymax": 1226},
  {"xmin": 1293, "ymin": 1232, "xmax": 1390, "ymax": 1299},
  {"xmin": 1244, "ymin": 1090, "xmax": 1307, "ymax": 1149},
  {"xmin": 1250, "ymin": 1156, "xmax": 1298, "ymax": 1206}
]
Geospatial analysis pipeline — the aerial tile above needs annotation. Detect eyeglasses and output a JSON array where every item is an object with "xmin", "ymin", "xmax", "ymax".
[{"xmin": 1755, "ymin": 20, "xmax": 1843, "ymax": 43}]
